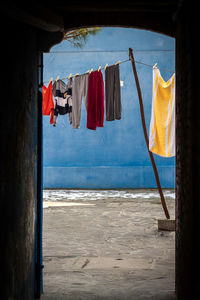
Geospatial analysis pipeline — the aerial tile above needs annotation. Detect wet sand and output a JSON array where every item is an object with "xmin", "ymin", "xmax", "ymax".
[{"xmin": 41, "ymin": 189, "xmax": 176, "ymax": 300}]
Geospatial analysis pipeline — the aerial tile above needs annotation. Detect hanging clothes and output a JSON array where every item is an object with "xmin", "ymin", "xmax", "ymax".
[
  {"xmin": 87, "ymin": 70, "xmax": 104, "ymax": 130},
  {"xmin": 72, "ymin": 73, "xmax": 89, "ymax": 129},
  {"xmin": 66, "ymin": 77, "xmax": 73, "ymax": 96},
  {"xmin": 149, "ymin": 67, "xmax": 175, "ymax": 157},
  {"xmin": 52, "ymin": 79, "xmax": 72, "ymax": 126},
  {"xmin": 42, "ymin": 81, "xmax": 54, "ymax": 124},
  {"xmin": 105, "ymin": 64, "xmax": 122, "ymax": 121},
  {"xmin": 66, "ymin": 77, "xmax": 73, "ymax": 124},
  {"xmin": 66, "ymin": 95, "xmax": 72, "ymax": 124}
]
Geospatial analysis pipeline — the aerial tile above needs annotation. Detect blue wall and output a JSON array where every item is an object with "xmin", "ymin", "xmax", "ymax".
[{"xmin": 43, "ymin": 27, "xmax": 175, "ymax": 189}]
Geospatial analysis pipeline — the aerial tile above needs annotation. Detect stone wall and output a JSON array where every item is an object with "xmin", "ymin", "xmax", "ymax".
[
  {"xmin": 175, "ymin": 2, "xmax": 200, "ymax": 299},
  {"xmin": 1, "ymin": 19, "xmax": 39, "ymax": 299}
]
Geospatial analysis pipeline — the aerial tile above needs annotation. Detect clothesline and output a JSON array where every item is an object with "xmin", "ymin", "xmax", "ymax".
[
  {"xmin": 42, "ymin": 47, "xmax": 175, "ymax": 219},
  {"xmin": 49, "ymin": 49, "xmax": 175, "ymax": 53},
  {"xmin": 44, "ymin": 57, "xmax": 174, "ymax": 84}
]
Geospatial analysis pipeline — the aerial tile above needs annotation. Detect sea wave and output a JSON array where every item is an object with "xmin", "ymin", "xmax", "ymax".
[{"xmin": 43, "ymin": 189, "xmax": 175, "ymax": 202}]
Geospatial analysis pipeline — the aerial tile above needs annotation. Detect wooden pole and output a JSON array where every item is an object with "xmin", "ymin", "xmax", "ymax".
[{"xmin": 129, "ymin": 48, "xmax": 170, "ymax": 219}]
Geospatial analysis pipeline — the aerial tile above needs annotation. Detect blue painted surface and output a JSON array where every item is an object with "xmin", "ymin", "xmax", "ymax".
[{"xmin": 43, "ymin": 27, "xmax": 175, "ymax": 188}]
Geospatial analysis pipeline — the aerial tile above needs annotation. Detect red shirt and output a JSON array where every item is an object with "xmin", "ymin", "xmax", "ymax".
[{"xmin": 42, "ymin": 81, "xmax": 54, "ymax": 124}]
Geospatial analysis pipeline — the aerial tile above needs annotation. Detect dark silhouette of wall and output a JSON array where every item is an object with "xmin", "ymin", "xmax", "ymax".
[
  {"xmin": 175, "ymin": 2, "xmax": 200, "ymax": 299},
  {"xmin": 1, "ymin": 20, "xmax": 39, "ymax": 299}
]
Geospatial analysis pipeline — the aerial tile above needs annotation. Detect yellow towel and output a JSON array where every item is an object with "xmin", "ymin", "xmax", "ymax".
[{"xmin": 149, "ymin": 67, "xmax": 175, "ymax": 157}]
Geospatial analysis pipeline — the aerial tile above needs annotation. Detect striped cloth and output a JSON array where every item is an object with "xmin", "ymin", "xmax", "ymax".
[{"xmin": 149, "ymin": 67, "xmax": 175, "ymax": 157}]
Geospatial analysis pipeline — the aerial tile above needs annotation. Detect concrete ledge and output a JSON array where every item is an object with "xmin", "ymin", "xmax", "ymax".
[{"xmin": 158, "ymin": 219, "xmax": 176, "ymax": 231}]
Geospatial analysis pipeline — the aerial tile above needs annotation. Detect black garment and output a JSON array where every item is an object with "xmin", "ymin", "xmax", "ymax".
[
  {"xmin": 105, "ymin": 64, "xmax": 122, "ymax": 121},
  {"xmin": 54, "ymin": 104, "xmax": 70, "ymax": 116}
]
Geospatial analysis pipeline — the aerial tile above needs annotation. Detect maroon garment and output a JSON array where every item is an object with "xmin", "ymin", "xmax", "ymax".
[{"xmin": 87, "ymin": 70, "xmax": 104, "ymax": 130}]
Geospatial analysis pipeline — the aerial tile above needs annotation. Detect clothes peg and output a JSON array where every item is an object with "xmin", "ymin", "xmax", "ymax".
[
  {"xmin": 98, "ymin": 66, "xmax": 101, "ymax": 71},
  {"xmin": 86, "ymin": 70, "xmax": 90, "ymax": 73},
  {"xmin": 115, "ymin": 60, "xmax": 121, "ymax": 65},
  {"xmin": 48, "ymin": 77, "xmax": 53, "ymax": 84},
  {"xmin": 74, "ymin": 73, "xmax": 79, "ymax": 76},
  {"xmin": 153, "ymin": 63, "xmax": 158, "ymax": 69},
  {"xmin": 68, "ymin": 73, "xmax": 72, "ymax": 79},
  {"xmin": 90, "ymin": 68, "xmax": 93, "ymax": 73},
  {"xmin": 105, "ymin": 64, "xmax": 108, "ymax": 70},
  {"xmin": 56, "ymin": 76, "xmax": 60, "ymax": 81}
]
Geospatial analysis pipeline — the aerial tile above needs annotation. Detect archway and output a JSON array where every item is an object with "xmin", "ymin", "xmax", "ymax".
[{"xmin": 41, "ymin": 27, "xmax": 176, "ymax": 299}]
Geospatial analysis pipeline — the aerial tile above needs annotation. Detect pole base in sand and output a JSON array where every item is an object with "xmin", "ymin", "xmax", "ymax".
[{"xmin": 158, "ymin": 219, "xmax": 175, "ymax": 231}]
